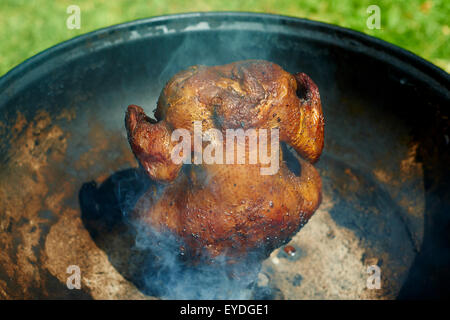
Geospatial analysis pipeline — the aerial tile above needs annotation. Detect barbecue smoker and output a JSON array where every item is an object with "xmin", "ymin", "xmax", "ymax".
[{"xmin": 0, "ymin": 13, "xmax": 449, "ymax": 299}]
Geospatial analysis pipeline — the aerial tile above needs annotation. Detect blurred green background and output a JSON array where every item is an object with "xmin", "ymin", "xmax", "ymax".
[{"xmin": 1, "ymin": 0, "xmax": 449, "ymax": 76}]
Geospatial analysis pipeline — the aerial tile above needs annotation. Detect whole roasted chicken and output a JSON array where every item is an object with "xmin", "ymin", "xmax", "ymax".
[{"xmin": 125, "ymin": 60, "xmax": 324, "ymax": 263}]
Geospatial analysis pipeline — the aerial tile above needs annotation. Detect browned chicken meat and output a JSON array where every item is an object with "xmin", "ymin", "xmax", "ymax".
[{"xmin": 125, "ymin": 60, "xmax": 324, "ymax": 263}]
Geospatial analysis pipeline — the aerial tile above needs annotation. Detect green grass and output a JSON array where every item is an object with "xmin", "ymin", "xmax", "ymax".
[{"xmin": 0, "ymin": 0, "xmax": 449, "ymax": 76}]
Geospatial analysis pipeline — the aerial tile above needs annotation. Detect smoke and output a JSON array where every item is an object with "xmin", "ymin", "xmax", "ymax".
[
  {"xmin": 115, "ymin": 21, "xmax": 297, "ymax": 299},
  {"xmin": 129, "ymin": 221, "xmax": 261, "ymax": 300},
  {"xmin": 112, "ymin": 146, "xmax": 302, "ymax": 299},
  {"xmin": 155, "ymin": 19, "xmax": 286, "ymax": 89},
  {"xmin": 110, "ymin": 169, "xmax": 263, "ymax": 300}
]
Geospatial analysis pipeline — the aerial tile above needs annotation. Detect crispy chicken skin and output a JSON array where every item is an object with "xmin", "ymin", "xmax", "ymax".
[{"xmin": 125, "ymin": 60, "xmax": 324, "ymax": 262}]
